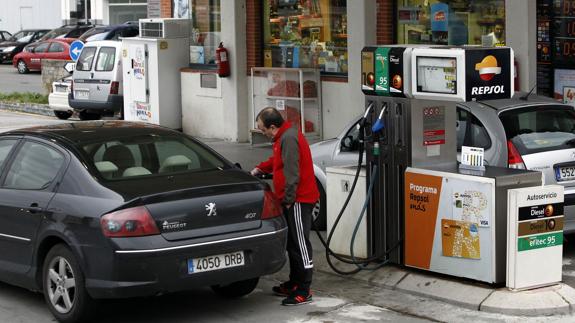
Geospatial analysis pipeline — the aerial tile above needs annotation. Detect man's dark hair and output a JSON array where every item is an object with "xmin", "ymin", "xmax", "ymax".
[{"xmin": 256, "ymin": 107, "xmax": 284, "ymax": 129}]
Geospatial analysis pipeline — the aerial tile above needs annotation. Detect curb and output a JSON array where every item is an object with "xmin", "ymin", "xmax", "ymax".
[
  {"xmin": 311, "ymin": 234, "xmax": 575, "ymax": 317},
  {"xmin": 0, "ymin": 101, "xmax": 54, "ymax": 117}
]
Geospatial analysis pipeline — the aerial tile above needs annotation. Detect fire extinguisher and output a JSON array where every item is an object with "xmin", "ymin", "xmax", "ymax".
[{"xmin": 215, "ymin": 42, "xmax": 230, "ymax": 77}]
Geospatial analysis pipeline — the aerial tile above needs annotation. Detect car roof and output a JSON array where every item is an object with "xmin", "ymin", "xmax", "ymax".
[
  {"xmin": 83, "ymin": 40, "xmax": 123, "ymax": 47},
  {"xmin": 460, "ymin": 92, "xmax": 568, "ymax": 112},
  {"xmin": 3, "ymin": 121, "xmax": 182, "ymax": 146}
]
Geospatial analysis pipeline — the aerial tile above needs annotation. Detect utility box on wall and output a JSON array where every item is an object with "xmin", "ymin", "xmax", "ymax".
[{"xmin": 122, "ymin": 36, "xmax": 189, "ymax": 129}]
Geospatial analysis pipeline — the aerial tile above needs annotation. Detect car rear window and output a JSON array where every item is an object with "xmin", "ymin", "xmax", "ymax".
[
  {"xmin": 95, "ymin": 47, "xmax": 116, "ymax": 71},
  {"xmin": 81, "ymin": 135, "xmax": 229, "ymax": 180},
  {"xmin": 499, "ymin": 104, "xmax": 575, "ymax": 155},
  {"xmin": 76, "ymin": 47, "xmax": 97, "ymax": 71}
]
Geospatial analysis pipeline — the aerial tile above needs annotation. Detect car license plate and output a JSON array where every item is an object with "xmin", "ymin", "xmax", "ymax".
[
  {"xmin": 188, "ymin": 251, "xmax": 244, "ymax": 274},
  {"xmin": 557, "ymin": 166, "xmax": 575, "ymax": 181},
  {"xmin": 75, "ymin": 90, "xmax": 89, "ymax": 100},
  {"xmin": 55, "ymin": 85, "xmax": 68, "ymax": 93}
]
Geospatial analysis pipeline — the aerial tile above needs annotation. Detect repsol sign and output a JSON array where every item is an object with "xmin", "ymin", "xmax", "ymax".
[{"xmin": 465, "ymin": 48, "xmax": 512, "ymax": 101}]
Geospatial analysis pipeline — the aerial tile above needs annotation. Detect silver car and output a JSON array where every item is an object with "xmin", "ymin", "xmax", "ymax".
[{"xmin": 311, "ymin": 93, "xmax": 575, "ymax": 232}]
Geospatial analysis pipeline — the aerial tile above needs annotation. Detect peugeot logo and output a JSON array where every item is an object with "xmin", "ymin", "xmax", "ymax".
[{"xmin": 205, "ymin": 202, "xmax": 217, "ymax": 217}]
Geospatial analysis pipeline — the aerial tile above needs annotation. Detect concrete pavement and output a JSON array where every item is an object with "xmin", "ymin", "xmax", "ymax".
[{"xmin": 2, "ymin": 106, "xmax": 575, "ymax": 319}]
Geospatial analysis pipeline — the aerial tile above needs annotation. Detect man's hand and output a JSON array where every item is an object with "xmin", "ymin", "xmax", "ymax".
[{"xmin": 250, "ymin": 167, "xmax": 263, "ymax": 176}]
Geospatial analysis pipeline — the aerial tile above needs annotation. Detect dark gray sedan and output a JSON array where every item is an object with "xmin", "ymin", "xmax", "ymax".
[{"xmin": 0, "ymin": 121, "xmax": 287, "ymax": 323}]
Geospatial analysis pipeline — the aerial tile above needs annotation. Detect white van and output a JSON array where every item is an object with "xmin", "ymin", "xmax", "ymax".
[{"xmin": 68, "ymin": 41, "xmax": 123, "ymax": 120}]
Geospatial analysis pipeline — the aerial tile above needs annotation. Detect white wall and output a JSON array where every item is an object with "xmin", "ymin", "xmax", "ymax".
[
  {"xmin": 0, "ymin": 0, "xmax": 62, "ymax": 33},
  {"xmin": 506, "ymin": 0, "xmax": 536, "ymax": 92},
  {"xmin": 322, "ymin": 1, "xmax": 377, "ymax": 139}
]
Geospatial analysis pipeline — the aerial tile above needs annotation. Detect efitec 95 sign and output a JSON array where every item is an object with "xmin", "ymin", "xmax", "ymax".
[{"xmin": 465, "ymin": 48, "xmax": 512, "ymax": 101}]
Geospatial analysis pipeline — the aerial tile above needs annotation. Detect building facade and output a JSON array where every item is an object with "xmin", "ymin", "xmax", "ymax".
[{"xmin": 0, "ymin": 0, "xmax": 62, "ymax": 34}]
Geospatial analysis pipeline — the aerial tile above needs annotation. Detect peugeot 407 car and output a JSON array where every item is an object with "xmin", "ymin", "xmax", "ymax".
[
  {"xmin": 311, "ymin": 93, "xmax": 575, "ymax": 233},
  {"xmin": 0, "ymin": 121, "xmax": 287, "ymax": 323}
]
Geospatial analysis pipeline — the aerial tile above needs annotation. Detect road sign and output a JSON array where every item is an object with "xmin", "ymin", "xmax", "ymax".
[
  {"xmin": 63, "ymin": 62, "xmax": 76, "ymax": 73},
  {"xmin": 69, "ymin": 40, "xmax": 84, "ymax": 62}
]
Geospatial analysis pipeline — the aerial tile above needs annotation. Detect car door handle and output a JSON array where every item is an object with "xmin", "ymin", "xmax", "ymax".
[{"xmin": 26, "ymin": 203, "xmax": 43, "ymax": 214}]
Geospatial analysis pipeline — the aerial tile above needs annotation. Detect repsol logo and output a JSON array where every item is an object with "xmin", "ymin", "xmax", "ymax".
[
  {"xmin": 409, "ymin": 183, "xmax": 437, "ymax": 195},
  {"xmin": 471, "ymin": 85, "xmax": 505, "ymax": 95}
]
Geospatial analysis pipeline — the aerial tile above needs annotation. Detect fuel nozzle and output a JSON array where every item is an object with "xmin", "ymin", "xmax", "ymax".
[
  {"xmin": 371, "ymin": 103, "xmax": 387, "ymax": 133},
  {"xmin": 360, "ymin": 102, "xmax": 375, "ymax": 128}
]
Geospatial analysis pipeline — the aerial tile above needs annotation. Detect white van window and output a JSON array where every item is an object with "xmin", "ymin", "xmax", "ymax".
[
  {"xmin": 95, "ymin": 47, "xmax": 116, "ymax": 72},
  {"xmin": 77, "ymin": 47, "xmax": 97, "ymax": 71}
]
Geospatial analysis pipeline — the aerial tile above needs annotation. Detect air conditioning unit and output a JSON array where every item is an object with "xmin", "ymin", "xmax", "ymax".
[{"xmin": 139, "ymin": 18, "xmax": 190, "ymax": 39}]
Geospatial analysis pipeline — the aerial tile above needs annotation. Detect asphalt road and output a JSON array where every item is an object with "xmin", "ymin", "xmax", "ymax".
[{"xmin": 0, "ymin": 62, "xmax": 44, "ymax": 94}]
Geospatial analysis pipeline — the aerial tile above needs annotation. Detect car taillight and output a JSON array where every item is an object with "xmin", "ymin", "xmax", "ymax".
[
  {"xmin": 261, "ymin": 190, "xmax": 282, "ymax": 220},
  {"xmin": 507, "ymin": 140, "xmax": 526, "ymax": 169},
  {"xmin": 110, "ymin": 81, "xmax": 119, "ymax": 95},
  {"xmin": 100, "ymin": 206, "xmax": 160, "ymax": 237}
]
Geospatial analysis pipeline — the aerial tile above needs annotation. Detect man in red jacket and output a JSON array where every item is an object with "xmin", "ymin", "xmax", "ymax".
[{"xmin": 251, "ymin": 107, "xmax": 319, "ymax": 306}]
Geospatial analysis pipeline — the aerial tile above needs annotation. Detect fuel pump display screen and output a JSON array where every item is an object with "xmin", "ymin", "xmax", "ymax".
[{"xmin": 416, "ymin": 57, "xmax": 457, "ymax": 94}]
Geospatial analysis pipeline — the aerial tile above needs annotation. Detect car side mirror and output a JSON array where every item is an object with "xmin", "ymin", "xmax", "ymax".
[{"xmin": 341, "ymin": 136, "xmax": 355, "ymax": 152}]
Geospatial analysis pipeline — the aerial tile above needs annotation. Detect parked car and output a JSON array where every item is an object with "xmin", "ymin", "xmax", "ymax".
[
  {"xmin": 0, "ymin": 29, "xmax": 50, "ymax": 63},
  {"xmin": 68, "ymin": 40, "xmax": 123, "ymax": 120},
  {"xmin": 39, "ymin": 23, "xmax": 99, "ymax": 42},
  {"xmin": 48, "ymin": 76, "xmax": 73, "ymax": 119},
  {"xmin": 12, "ymin": 38, "xmax": 75, "ymax": 74},
  {"xmin": 0, "ymin": 30, "xmax": 12, "ymax": 43},
  {"xmin": 78, "ymin": 22, "xmax": 139, "ymax": 43},
  {"xmin": 310, "ymin": 93, "xmax": 575, "ymax": 232},
  {"xmin": 0, "ymin": 121, "xmax": 287, "ymax": 323}
]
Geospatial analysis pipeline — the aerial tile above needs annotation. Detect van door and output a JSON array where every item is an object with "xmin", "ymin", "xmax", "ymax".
[
  {"xmin": 73, "ymin": 46, "xmax": 98, "ymax": 102},
  {"xmin": 126, "ymin": 43, "xmax": 148, "ymax": 102},
  {"xmin": 91, "ymin": 46, "xmax": 119, "ymax": 103}
]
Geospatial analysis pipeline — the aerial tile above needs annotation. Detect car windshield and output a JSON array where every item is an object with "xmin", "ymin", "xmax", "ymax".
[
  {"xmin": 79, "ymin": 28, "xmax": 110, "ymax": 42},
  {"xmin": 40, "ymin": 27, "xmax": 73, "ymax": 41},
  {"xmin": 499, "ymin": 104, "xmax": 575, "ymax": 155},
  {"xmin": 9, "ymin": 31, "xmax": 34, "ymax": 43},
  {"xmin": 81, "ymin": 134, "xmax": 229, "ymax": 180}
]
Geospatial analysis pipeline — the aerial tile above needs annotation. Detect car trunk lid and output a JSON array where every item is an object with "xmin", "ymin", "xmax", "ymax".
[{"xmin": 103, "ymin": 170, "xmax": 267, "ymax": 241}]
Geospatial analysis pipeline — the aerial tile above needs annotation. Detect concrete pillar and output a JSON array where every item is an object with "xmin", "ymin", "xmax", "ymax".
[
  {"xmin": 221, "ymin": 0, "xmax": 248, "ymax": 142},
  {"xmin": 506, "ymin": 0, "xmax": 536, "ymax": 92}
]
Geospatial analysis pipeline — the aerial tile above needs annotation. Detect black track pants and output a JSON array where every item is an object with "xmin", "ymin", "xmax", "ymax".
[{"xmin": 285, "ymin": 202, "xmax": 314, "ymax": 291}]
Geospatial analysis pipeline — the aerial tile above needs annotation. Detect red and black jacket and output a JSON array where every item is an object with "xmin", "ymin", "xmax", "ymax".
[{"xmin": 256, "ymin": 122, "xmax": 319, "ymax": 205}]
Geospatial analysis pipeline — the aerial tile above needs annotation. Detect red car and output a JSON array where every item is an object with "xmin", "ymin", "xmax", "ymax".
[{"xmin": 12, "ymin": 38, "xmax": 74, "ymax": 74}]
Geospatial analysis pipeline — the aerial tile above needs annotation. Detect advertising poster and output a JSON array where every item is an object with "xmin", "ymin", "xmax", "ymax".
[
  {"xmin": 554, "ymin": 69, "xmax": 575, "ymax": 106},
  {"xmin": 450, "ymin": 178, "xmax": 491, "ymax": 227},
  {"xmin": 404, "ymin": 172, "xmax": 443, "ymax": 270},
  {"xmin": 441, "ymin": 219, "xmax": 481, "ymax": 259},
  {"xmin": 135, "ymin": 102, "xmax": 152, "ymax": 122}
]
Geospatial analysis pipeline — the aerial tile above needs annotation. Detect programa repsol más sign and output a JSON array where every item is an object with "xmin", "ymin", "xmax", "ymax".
[{"xmin": 465, "ymin": 48, "xmax": 512, "ymax": 101}]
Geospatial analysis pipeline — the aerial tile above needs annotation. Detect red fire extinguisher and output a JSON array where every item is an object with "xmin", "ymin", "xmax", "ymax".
[{"xmin": 215, "ymin": 42, "xmax": 230, "ymax": 77}]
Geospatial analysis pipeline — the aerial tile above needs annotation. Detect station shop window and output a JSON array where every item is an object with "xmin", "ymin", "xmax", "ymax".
[
  {"xmin": 263, "ymin": 0, "xmax": 348, "ymax": 76},
  {"xmin": 396, "ymin": 0, "xmax": 506, "ymax": 46},
  {"xmin": 187, "ymin": 0, "xmax": 221, "ymax": 67}
]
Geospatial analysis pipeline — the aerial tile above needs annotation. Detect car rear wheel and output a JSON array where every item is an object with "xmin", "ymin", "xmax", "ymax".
[
  {"xmin": 312, "ymin": 178, "xmax": 327, "ymax": 231},
  {"xmin": 78, "ymin": 110, "xmax": 101, "ymax": 121},
  {"xmin": 54, "ymin": 111, "xmax": 73, "ymax": 120},
  {"xmin": 17, "ymin": 60, "xmax": 29, "ymax": 74},
  {"xmin": 211, "ymin": 277, "xmax": 259, "ymax": 298},
  {"xmin": 43, "ymin": 244, "xmax": 94, "ymax": 323}
]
